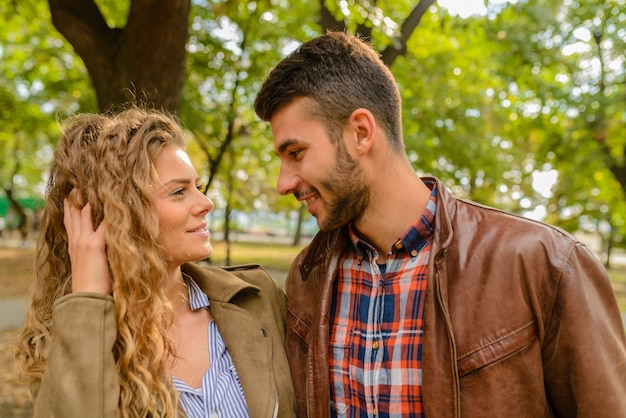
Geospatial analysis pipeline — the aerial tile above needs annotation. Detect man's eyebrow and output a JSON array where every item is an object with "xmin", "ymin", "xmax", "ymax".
[{"xmin": 276, "ymin": 138, "xmax": 299, "ymax": 155}]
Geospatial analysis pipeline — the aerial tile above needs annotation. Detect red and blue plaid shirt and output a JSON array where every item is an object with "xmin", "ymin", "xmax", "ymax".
[{"xmin": 330, "ymin": 183, "xmax": 437, "ymax": 417}]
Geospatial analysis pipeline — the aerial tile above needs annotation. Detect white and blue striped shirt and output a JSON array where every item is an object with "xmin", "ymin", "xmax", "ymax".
[{"xmin": 172, "ymin": 276, "xmax": 250, "ymax": 418}]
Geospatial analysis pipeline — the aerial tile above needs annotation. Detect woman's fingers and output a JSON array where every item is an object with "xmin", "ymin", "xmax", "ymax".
[
  {"xmin": 63, "ymin": 199, "xmax": 112, "ymax": 295},
  {"xmin": 63, "ymin": 198, "xmax": 73, "ymax": 241},
  {"xmin": 79, "ymin": 202, "xmax": 95, "ymax": 238}
]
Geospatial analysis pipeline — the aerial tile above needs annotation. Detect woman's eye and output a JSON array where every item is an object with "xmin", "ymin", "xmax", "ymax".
[{"xmin": 171, "ymin": 188, "xmax": 185, "ymax": 196}]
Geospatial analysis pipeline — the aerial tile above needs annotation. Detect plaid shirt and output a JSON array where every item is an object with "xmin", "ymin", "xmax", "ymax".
[{"xmin": 330, "ymin": 183, "xmax": 437, "ymax": 417}]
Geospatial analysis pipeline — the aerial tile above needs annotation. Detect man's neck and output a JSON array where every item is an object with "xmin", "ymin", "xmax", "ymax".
[{"xmin": 353, "ymin": 174, "xmax": 431, "ymax": 257}]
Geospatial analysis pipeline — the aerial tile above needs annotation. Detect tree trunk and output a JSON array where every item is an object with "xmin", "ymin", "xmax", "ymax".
[
  {"xmin": 2, "ymin": 187, "xmax": 28, "ymax": 241},
  {"xmin": 291, "ymin": 203, "xmax": 306, "ymax": 246},
  {"xmin": 224, "ymin": 199, "xmax": 232, "ymax": 266},
  {"xmin": 48, "ymin": 0, "xmax": 190, "ymax": 113},
  {"xmin": 591, "ymin": 29, "xmax": 626, "ymax": 208},
  {"xmin": 605, "ymin": 222, "xmax": 614, "ymax": 269}
]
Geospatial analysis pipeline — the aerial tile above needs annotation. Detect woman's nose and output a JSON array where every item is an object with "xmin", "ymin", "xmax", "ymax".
[{"xmin": 197, "ymin": 192, "xmax": 214, "ymax": 214}]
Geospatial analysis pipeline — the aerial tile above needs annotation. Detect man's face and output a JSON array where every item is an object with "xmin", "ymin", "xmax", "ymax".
[{"xmin": 270, "ymin": 97, "xmax": 369, "ymax": 231}]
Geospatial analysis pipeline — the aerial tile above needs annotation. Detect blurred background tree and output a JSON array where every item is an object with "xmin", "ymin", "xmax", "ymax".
[
  {"xmin": 48, "ymin": 0, "xmax": 189, "ymax": 113},
  {"xmin": 1, "ymin": 0, "xmax": 624, "ymax": 259}
]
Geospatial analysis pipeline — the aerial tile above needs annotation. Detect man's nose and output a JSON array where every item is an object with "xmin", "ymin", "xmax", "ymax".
[{"xmin": 277, "ymin": 165, "xmax": 299, "ymax": 196}]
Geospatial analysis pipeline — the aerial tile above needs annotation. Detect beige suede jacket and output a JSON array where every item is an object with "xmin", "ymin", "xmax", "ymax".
[
  {"xmin": 31, "ymin": 263, "xmax": 296, "ymax": 418},
  {"xmin": 285, "ymin": 177, "xmax": 626, "ymax": 418}
]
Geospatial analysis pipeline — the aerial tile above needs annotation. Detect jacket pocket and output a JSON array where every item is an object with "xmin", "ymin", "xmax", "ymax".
[
  {"xmin": 457, "ymin": 321, "xmax": 537, "ymax": 377},
  {"xmin": 286, "ymin": 308, "xmax": 310, "ymax": 343}
]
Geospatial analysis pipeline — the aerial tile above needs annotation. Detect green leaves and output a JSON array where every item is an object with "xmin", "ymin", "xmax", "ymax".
[{"xmin": 2, "ymin": 0, "xmax": 625, "ymax": 246}]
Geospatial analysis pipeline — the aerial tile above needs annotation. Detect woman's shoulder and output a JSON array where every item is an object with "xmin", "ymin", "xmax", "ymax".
[
  {"xmin": 222, "ymin": 263, "xmax": 280, "ymax": 289},
  {"xmin": 182, "ymin": 262, "xmax": 284, "ymax": 302}
]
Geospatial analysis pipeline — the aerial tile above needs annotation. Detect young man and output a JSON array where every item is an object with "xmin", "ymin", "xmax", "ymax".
[{"xmin": 254, "ymin": 31, "xmax": 626, "ymax": 417}]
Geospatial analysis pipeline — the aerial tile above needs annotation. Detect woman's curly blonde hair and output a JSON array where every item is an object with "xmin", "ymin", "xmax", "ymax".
[{"xmin": 14, "ymin": 107, "xmax": 187, "ymax": 417}]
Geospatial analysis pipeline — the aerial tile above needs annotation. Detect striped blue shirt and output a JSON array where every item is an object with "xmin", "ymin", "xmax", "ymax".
[{"xmin": 172, "ymin": 275, "xmax": 250, "ymax": 418}]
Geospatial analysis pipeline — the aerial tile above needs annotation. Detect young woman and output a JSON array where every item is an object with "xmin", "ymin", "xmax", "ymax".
[{"xmin": 14, "ymin": 107, "xmax": 295, "ymax": 417}]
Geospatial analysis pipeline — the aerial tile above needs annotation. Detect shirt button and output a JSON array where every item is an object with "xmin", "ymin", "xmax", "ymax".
[
  {"xmin": 372, "ymin": 341, "xmax": 379, "ymax": 350},
  {"xmin": 210, "ymin": 413, "xmax": 219, "ymax": 418},
  {"xmin": 410, "ymin": 249, "xmax": 418, "ymax": 257},
  {"xmin": 395, "ymin": 241, "xmax": 403, "ymax": 249}
]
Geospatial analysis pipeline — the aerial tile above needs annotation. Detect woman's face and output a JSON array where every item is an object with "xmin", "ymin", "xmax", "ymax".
[{"xmin": 152, "ymin": 146, "xmax": 214, "ymax": 267}]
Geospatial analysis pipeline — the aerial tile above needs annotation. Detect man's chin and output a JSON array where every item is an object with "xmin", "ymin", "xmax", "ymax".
[
  {"xmin": 315, "ymin": 207, "xmax": 353, "ymax": 231},
  {"xmin": 317, "ymin": 218, "xmax": 348, "ymax": 232},
  {"xmin": 316, "ymin": 218, "xmax": 332, "ymax": 232}
]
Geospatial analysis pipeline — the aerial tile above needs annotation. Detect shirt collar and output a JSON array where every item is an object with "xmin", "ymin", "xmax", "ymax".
[
  {"xmin": 348, "ymin": 181, "xmax": 437, "ymax": 260},
  {"xmin": 182, "ymin": 272, "xmax": 210, "ymax": 311}
]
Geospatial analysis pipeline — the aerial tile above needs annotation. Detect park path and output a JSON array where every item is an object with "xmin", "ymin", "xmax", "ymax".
[{"xmin": 0, "ymin": 298, "xmax": 28, "ymax": 328}]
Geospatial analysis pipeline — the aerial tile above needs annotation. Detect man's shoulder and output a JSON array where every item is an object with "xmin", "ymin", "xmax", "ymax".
[
  {"xmin": 453, "ymin": 196, "xmax": 574, "ymax": 240},
  {"xmin": 299, "ymin": 227, "xmax": 349, "ymax": 263}
]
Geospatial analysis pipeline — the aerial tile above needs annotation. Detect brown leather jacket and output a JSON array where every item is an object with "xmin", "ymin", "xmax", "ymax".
[{"xmin": 285, "ymin": 177, "xmax": 626, "ymax": 417}]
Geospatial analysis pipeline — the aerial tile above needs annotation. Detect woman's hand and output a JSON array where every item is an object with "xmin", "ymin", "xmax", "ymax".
[{"xmin": 63, "ymin": 199, "xmax": 111, "ymax": 294}]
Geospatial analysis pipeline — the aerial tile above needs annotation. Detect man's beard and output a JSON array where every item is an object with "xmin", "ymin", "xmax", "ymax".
[{"xmin": 317, "ymin": 147, "xmax": 369, "ymax": 231}]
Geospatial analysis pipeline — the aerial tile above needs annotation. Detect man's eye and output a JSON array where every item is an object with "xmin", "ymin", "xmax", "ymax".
[{"xmin": 290, "ymin": 149, "xmax": 301, "ymax": 159}]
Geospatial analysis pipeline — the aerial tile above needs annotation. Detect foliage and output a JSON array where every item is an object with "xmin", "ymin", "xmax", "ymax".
[
  {"xmin": 397, "ymin": 9, "xmax": 533, "ymax": 208},
  {"xmin": 181, "ymin": 0, "xmax": 316, "ymax": 234},
  {"xmin": 2, "ymin": 0, "xmax": 625, "ymax": 248},
  {"xmin": 0, "ymin": 0, "xmax": 95, "ymax": 208},
  {"xmin": 480, "ymin": 0, "xmax": 626, "ymax": 243}
]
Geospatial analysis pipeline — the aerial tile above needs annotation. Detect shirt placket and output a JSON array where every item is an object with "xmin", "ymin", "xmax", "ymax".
[{"xmin": 364, "ymin": 260, "xmax": 385, "ymax": 416}]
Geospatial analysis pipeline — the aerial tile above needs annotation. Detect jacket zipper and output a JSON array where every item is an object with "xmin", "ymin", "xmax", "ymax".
[
  {"xmin": 273, "ymin": 386, "xmax": 279, "ymax": 418},
  {"xmin": 435, "ymin": 268, "xmax": 461, "ymax": 417},
  {"xmin": 306, "ymin": 363, "xmax": 311, "ymax": 418}
]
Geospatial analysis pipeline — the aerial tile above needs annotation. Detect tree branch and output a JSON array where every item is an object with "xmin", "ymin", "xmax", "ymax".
[
  {"xmin": 319, "ymin": 0, "xmax": 346, "ymax": 32},
  {"xmin": 47, "ymin": 0, "xmax": 114, "ymax": 59},
  {"xmin": 381, "ymin": 0, "xmax": 436, "ymax": 66}
]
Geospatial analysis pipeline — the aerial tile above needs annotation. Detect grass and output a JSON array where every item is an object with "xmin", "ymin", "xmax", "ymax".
[
  {"xmin": 0, "ymin": 246, "xmax": 35, "ymax": 300},
  {"xmin": 209, "ymin": 240, "xmax": 306, "ymax": 271}
]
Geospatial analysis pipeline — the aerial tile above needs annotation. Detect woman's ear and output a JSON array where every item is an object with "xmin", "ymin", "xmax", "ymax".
[{"xmin": 348, "ymin": 108, "xmax": 376, "ymax": 156}]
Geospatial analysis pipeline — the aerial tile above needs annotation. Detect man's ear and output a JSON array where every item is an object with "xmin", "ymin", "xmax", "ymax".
[{"xmin": 348, "ymin": 108, "xmax": 376, "ymax": 156}]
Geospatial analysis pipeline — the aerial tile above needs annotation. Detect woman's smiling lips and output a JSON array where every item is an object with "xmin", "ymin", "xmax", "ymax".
[{"xmin": 188, "ymin": 224, "xmax": 210, "ymax": 237}]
